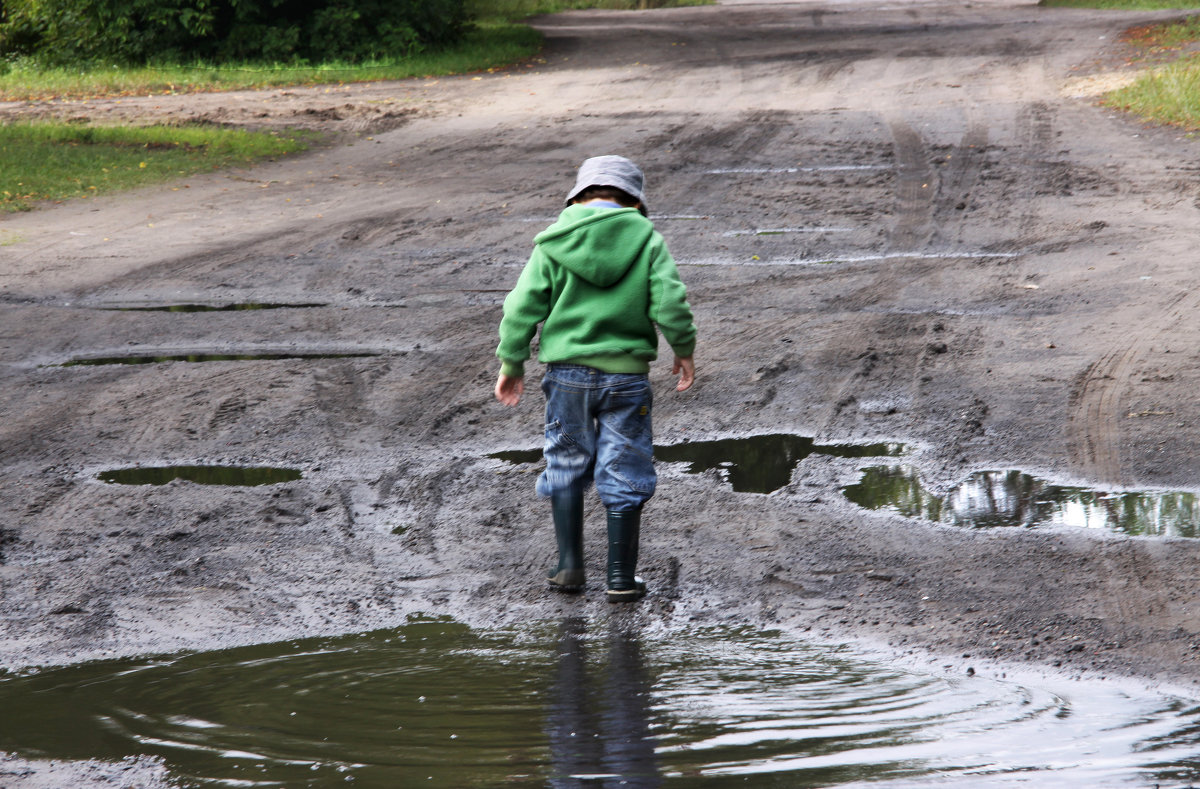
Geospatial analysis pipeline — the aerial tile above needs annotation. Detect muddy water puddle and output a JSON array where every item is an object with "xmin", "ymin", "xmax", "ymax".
[
  {"xmin": 655, "ymin": 434, "xmax": 903, "ymax": 494},
  {"xmin": 60, "ymin": 351, "xmax": 378, "ymax": 366},
  {"xmin": 97, "ymin": 465, "xmax": 302, "ymax": 486},
  {"xmin": 4, "ymin": 619, "xmax": 1200, "ymax": 788},
  {"xmin": 845, "ymin": 466, "xmax": 1200, "ymax": 537},
  {"xmin": 104, "ymin": 303, "xmax": 328, "ymax": 312},
  {"xmin": 493, "ymin": 434, "xmax": 904, "ymax": 495}
]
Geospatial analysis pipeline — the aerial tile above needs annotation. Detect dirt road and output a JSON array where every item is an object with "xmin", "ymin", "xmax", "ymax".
[{"xmin": 5, "ymin": 0, "xmax": 1200, "ymax": 780}]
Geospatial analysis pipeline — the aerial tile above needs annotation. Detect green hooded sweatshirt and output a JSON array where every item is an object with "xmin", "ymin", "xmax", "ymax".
[{"xmin": 497, "ymin": 204, "xmax": 696, "ymax": 378}]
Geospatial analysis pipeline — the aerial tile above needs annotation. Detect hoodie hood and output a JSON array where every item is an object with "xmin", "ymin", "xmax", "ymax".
[{"xmin": 533, "ymin": 204, "xmax": 654, "ymax": 287}]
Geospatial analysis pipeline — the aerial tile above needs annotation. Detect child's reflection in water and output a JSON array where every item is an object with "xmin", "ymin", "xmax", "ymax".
[{"xmin": 546, "ymin": 618, "xmax": 661, "ymax": 788}]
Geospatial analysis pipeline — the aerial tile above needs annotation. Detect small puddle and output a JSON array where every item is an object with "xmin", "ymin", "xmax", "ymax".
[
  {"xmin": 60, "ymin": 352, "xmax": 378, "ymax": 367},
  {"xmin": 98, "ymin": 465, "xmax": 302, "ymax": 486},
  {"xmin": 655, "ymin": 434, "xmax": 904, "ymax": 494},
  {"xmin": 493, "ymin": 435, "xmax": 904, "ymax": 495},
  {"xmin": 106, "ymin": 303, "xmax": 328, "ymax": 312},
  {"xmin": 845, "ymin": 465, "xmax": 1200, "ymax": 537},
  {"xmin": 2, "ymin": 619, "xmax": 1200, "ymax": 788}
]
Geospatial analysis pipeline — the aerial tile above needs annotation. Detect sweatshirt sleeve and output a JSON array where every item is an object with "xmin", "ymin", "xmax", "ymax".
[
  {"xmin": 496, "ymin": 249, "xmax": 553, "ymax": 377},
  {"xmin": 647, "ymin": 235, "xmax": 697, "ymax": 358}
]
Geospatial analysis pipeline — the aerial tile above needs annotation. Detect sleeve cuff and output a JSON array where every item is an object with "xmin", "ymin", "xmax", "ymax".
[
  {"xmin": 500, "ymin": 360, "xmax": 526, "ymax": 378},
  {"xmin": 671, "ymin": 341, "xmax": 696, "ymax": 359}
]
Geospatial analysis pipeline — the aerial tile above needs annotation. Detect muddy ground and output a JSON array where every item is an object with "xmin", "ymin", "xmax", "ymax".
[{"xmin": 5, "ymin": 0, "xmax": 1200, "ymax": 782}]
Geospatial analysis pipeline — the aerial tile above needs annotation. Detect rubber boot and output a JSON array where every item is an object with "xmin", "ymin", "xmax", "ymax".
[
  {"xmin": 547, "ymin": 490, "xmax": 585, "ymax": 592},
  {"xmin": 606, "ymin": 509, "xmax": 646, "ymax": 603}
]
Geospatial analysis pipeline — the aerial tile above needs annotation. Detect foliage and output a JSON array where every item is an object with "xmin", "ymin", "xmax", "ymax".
[
  {"xmin": 0, "ymin": 0, "xmax": 469, "ymax": 66},
  {"xmin": 0, "ymin": 122, "xmax": 309, "ymax": 211},
  {"xmin": 1123, "ymin": 15, "xmax": 1200, "ymax": 51}
]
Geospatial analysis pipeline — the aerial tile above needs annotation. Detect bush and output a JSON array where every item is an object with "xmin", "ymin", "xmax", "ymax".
[{"xmin": 0, "ymin": 0, "xmax": 469, "ymax": 66}]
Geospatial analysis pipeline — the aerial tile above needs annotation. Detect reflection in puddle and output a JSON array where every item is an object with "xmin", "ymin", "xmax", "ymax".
[
  {"xmin": 549, "ymin": 619, "xmax": 660, "ymax": 787},
  {"xmin": 98, "ymin": 465, "xmax": 302, "ymax": 486},
  {"xmin": 845, "ymin": 466, "xmax": 1200, "ymax": 537},
  {"xmin": 2, "ymin": 620, "xmax": 1200, "ymax": 787},
  {"xmin": 61, "ymin": 352, "xmax": 378, "ymax": 366},
  {"xmin": 492, "ymin": 434, "xmax": 905, "ymax": 495}
]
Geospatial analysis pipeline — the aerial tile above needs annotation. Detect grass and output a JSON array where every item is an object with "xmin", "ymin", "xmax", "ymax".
[
  {"xmin": 1106, "ymin": 54, "xmax": 1200, "ymax": 127},
  {"xmin": 0, "ymin": 122, "xmax": 310, "ymax": 212}
]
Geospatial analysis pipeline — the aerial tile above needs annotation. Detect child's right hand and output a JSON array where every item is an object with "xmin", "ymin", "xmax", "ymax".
[
  {"xmin": 495, "ymin": 373, "xmax": 525, "ymax": 406},
  {"xmin": 673, "ymin": 355, "xmax": 695, "ymax": 392}
]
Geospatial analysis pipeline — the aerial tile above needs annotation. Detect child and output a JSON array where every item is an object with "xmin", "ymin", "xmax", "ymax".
[{"xmin": 495, "ymin": 155, "xmax": 697, "ymax": 603}]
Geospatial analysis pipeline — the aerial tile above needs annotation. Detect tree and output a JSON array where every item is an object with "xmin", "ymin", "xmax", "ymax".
[{"xmin": 0, "ymin": 0, "xmax": 469, "ymax": 66}]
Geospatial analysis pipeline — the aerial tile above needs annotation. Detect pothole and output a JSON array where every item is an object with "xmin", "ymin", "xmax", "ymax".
[
  {"xmin": 2, "ymin": 619, "xmax": 1199, "ymax": 787},
  {"xmin": 97, "ymin": 465, "xmax": 302, "ymax": 486},
  {"xmin": 492, "ymin": 434, "xmax": 905, "ymax": 494},
  {"xmin": 844, "ymin": 466, "xmax": 1200, "ymax": 537},
  {"xmin": 59, "ymin": 351, "xmax": 379, "ymax": 366},
  {"xmin": 104, "ymin": 302, "xmax": 328, "ymax": 312}
]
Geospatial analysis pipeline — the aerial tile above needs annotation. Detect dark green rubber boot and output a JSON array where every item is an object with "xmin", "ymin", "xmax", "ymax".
[
  {"xmin": 606, "ymin": 508, "xmax": 646, "ymax": 603},
  {"xmin": 547, "ymin": 490, "xmax": 585, "ymax": 592}
]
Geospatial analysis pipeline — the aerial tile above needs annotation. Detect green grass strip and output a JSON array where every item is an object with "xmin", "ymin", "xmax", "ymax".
[
  {"xmin": 0, "ymin": 23, "xmax": 542, "ymax": 101},
  {"xmin": 0, "ymin": 122, "xmax": 310, "ymax": 212},
  {"xmin": 467, "ymin": 0, "xmax": 710, "ymax": 22}
]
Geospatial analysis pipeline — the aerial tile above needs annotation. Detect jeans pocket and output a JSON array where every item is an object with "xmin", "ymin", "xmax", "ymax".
[
  {"xmin": 539, "ymin": 419, "xmax": 593, "ymax": 496},
  {"xmin": 544, "ymin": 419, "xmax": 579, "ymax": 449}
]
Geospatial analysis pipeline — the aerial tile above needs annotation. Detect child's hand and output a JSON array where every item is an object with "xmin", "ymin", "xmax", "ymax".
[
  {"xmin": 495, "ymin": 373, "xmax": 525, "ymax": 406},
  {"xmin": 672, "ymin": 355, "xmax": 695, "ymax": 392}
]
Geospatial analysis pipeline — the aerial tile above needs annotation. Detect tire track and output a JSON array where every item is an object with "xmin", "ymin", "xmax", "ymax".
[
  {"xmin": 1067, "ymin": 290, "xmax": 1192, "ymax": 485},
  {"xmin": 885, "ymin": 117, "xmax": 937, "ymax": 254},
  {"xmin": 658, "ymin": 109, "xmax": 795, "ymax": 213},
  {"xmin": 931, "ymin": 120, "xmax": 989, "ymax": 248},
  {"xmin": 817, "ymin": 114, "xmax": 991, "ymax": 440}
]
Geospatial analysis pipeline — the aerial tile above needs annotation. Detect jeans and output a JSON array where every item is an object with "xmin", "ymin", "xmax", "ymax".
[{"xmin": 537, "ymin": 364, "xmax": 655, "ymax": 512}]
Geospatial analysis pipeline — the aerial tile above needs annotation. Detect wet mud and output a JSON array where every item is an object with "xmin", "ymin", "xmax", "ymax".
[{"xmin": 6, "ymin": 0, "xmax": 1200, "ymax": 784}]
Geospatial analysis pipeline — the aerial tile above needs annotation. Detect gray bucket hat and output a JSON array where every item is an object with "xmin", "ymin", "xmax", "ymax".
[{"xmin": 565, "ymin": 155, "xmax": 648, "ymax": 215}]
